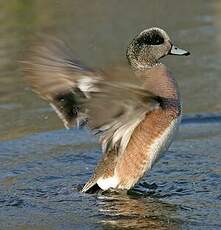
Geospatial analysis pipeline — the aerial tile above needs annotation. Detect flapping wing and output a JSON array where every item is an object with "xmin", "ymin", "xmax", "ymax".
[{"xmin": 23, "ymin": 38, "xmax": 160, "ymax": 154}]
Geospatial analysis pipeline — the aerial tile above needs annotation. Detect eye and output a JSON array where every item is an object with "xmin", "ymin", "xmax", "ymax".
[
  {"xmin": 137, "ymin": 32, "xmax": 164, "ymax": 46},
  {"xmin": 153, "ymin": 34, "xmax": 164, "ymax": 45}
]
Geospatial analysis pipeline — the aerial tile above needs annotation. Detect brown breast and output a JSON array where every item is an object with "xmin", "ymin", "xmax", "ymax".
[
  {"xmin": 115, "ymin": 106, "xmax": 180, "ymax": 189},
  {"xmin": 115, "ymin": 64, "xmax": 181, "ymax": 189},
  {"xmin": 92, "ymin": 64, "xmax": 181, "ymax": 189}
]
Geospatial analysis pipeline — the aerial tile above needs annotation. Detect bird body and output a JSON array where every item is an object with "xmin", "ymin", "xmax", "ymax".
[
  {"xmin": 82, "ymin": 63, "xmax": 182, "ymax": 192},
  {"xmin": 24, "ymin": 27, "xmax": 190, "ymax": 193}
]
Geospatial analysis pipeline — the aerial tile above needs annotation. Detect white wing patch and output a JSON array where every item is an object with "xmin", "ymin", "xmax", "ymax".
[
  {"xmin": 101, "ymin": 111, "xmax": 146, "ymax": 154},
  {"xmin": 77, "ymin": 76, "xmax": 100, "ymax": 97},
  {"xmin": 50, "ymin": 103, "xmax": 70, "ymax": 129},
  {"xmin": 100, "ymin": 105, "xmax": 159, "ymax": 155}
]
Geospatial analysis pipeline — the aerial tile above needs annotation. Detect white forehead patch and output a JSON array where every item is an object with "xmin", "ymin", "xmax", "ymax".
[{"xmin": 139, "ymin": 27, "xmax": 170, "ymax": 42}]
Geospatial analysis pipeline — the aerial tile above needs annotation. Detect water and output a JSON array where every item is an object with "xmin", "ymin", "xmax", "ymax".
[
  {"xmin": 0, "ymin": 116, "xmax": 220, "ymax": 229},
  {"xmin": 0, "ymin": 1, "xmax": 221, "ymax": 229}
]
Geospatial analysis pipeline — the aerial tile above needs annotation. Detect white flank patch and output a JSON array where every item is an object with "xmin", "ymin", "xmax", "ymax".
[
  {"xmin": 148, "ymin": 116, "xmax": 181, "ymax": 168},
  {"xmin": 77, "ymin": 76, "xmax": 99, "ymax": 97},
  {"xmin": 97, "ymin": 175, "xmax": 119, "ymax": 190}
]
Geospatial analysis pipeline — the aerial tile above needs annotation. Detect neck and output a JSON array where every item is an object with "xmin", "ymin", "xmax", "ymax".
[
  {"xmin": 127, "ymin": 54, "xmax": 159, "ymax": 71},
  {"xmin": 140, "ymin": 64, "xmax": 181, "ymax": 115},
  {"xmin": 136, "ymin": 64, "xmax": 180, "ymax": 100},
  {"xmin": 129, "ymin": 60, "xmax": 157, "ymax": 71}
]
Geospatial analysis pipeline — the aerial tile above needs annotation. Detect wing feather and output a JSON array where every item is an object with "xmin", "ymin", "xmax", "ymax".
[{"xmin": 23, "ymin": 38, "xmax": 160, "ymax": 154}]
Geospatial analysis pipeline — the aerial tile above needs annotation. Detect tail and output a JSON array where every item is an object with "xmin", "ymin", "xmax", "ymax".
[{"xmin": 81, "ymin": 176, "xmax": 100, "ymax": 193}]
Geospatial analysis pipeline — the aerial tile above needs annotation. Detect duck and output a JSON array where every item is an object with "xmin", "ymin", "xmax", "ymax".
[{"xmin": 24, "ymin": 27, "xmax": 190, "ymax": 193}]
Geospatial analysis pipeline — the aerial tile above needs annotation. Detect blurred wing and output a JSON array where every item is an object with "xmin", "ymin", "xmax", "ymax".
[{"xmin": 23, "ymin": 38, "xmax": 160, "ymax": 154}]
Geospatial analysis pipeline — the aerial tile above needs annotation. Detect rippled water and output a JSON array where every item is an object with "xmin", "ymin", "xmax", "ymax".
[
  {"xmin": 0, "ymin": 115, "xmax": 220, "ymax": 229},
  {"xmin": 0, "ymin": 1, "xmax": 221, "ymax": 229}
]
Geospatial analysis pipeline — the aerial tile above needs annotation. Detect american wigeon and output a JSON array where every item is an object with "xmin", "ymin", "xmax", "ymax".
[{"xmin": 24, "ymin": 27, "xmax": 190, "ymax": 193}]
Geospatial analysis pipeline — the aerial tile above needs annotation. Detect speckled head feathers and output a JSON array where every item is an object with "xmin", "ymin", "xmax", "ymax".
[{"xmin": 126, "ymin": 27, "xmax": 190, "ymax": 70}]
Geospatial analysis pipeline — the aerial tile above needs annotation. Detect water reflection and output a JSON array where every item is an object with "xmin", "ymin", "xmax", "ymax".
[{"xmin": 97, "ymin": 192, "xmax": 181, "ymax": 229}]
